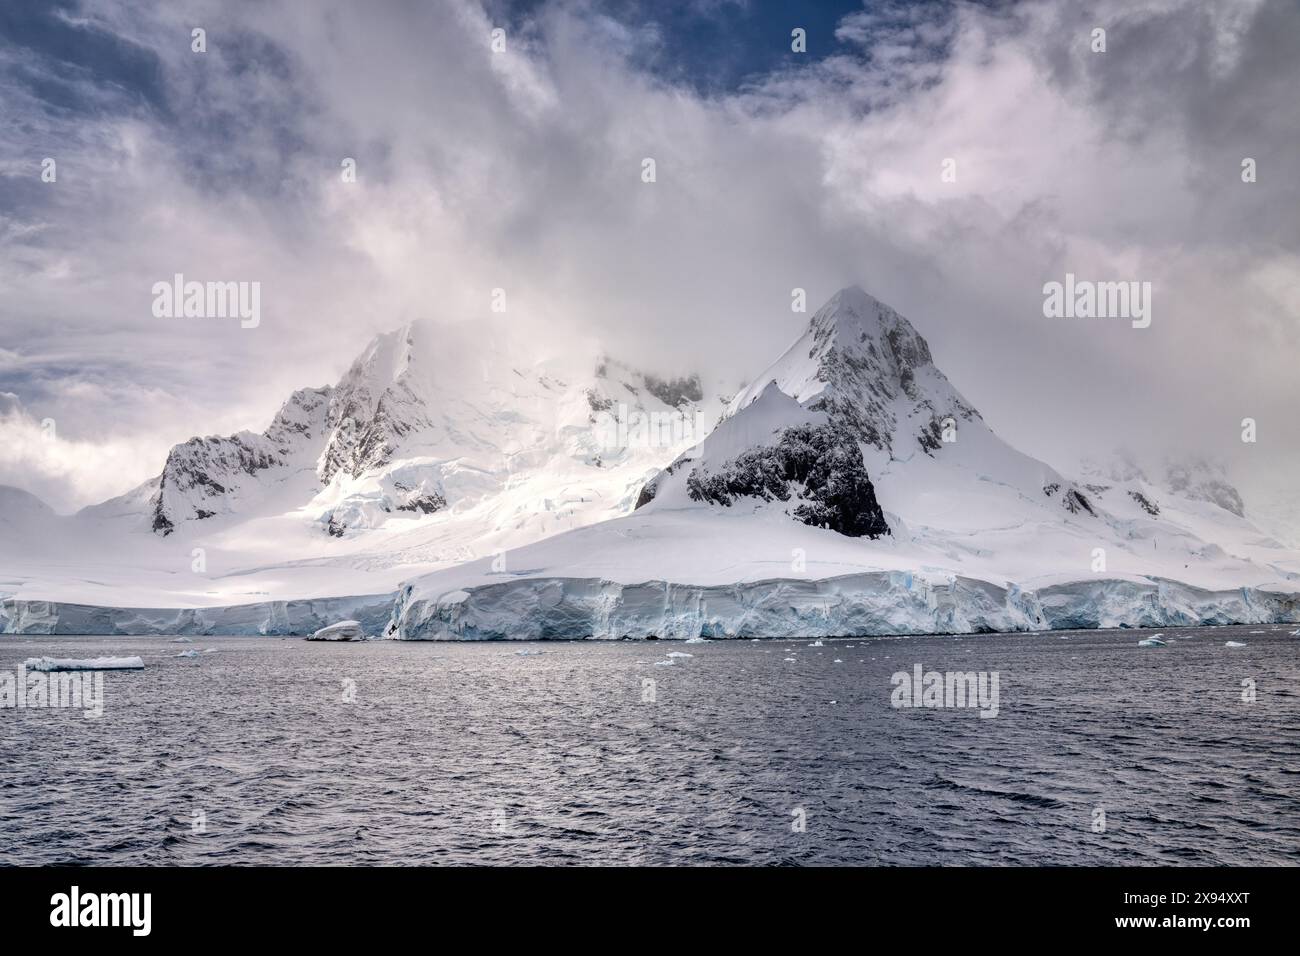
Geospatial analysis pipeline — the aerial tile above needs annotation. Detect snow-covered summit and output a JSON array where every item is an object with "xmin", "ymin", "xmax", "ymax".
[
  {"xmin": 729, "ymin": 285, "xmax": 979, "ymax": 456},
  {"xmin": 143, "ymin": 385, "xmax": 334, "ymax": 534},
  {"xmin": 636, "ymin": 286, "xmax": 1092, "ymax": 536}
]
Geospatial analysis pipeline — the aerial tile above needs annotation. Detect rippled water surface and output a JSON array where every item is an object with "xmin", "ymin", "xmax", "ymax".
[{"xmin": 3, "ymin": 625, "xmax": 1298, "ymax": 865}]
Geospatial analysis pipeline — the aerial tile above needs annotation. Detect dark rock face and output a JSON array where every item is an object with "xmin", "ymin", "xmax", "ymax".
[
  {"xmin": 799, "ymin": 290, "xmax": 978, "ymax": 457},
  {"xmin": 685, "ymin": 424, "xmax": 889, "ymax": 538},
  {"xmin": 585, "ymin": 388, "xmax": 613, "ymax": 413},
  {"xmin": 643, "ymin": 373, "xmax": 703, "ymax": 408},
  {"xmin": 634, "ymin": 479, "xmax": 658, "ymax": 510},
  {"xmin": 1044, "ymin": 482, "xmax": 1095, "ymax": 517},
  {"xmin": 320, "ymin": 379, "xmax": 431, "ymax": 483},
  {"xmin": 149, "ymin": 386, "xmax": 332, "ymax": 535},
  {"xmin": 151, "ymin": 506, "xmax": 174, "ymax": 536},
  {"xmin": 395, "ymin": 491, "xmax": 447, "ymax": 515},
  {"xmin": 1063, "ymin": 489, "xmax": 1094, "ymax": 516},
  {"xmin": 1129, "ymin": 490, "xmax": 1160, "ymax": 516}
]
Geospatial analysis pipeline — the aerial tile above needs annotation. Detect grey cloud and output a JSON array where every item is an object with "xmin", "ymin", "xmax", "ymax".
[{"xmin": 0, "ymin": 0, "xmax": 1295, "ymax": 511}]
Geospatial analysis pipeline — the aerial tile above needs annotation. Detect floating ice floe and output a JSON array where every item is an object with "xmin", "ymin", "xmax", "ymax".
[
  {"xmin": 24, "ymin": 656, "xmax": 144, "ymax": 671},
  {"xmin": 666, "ymin": 651, "xmax": 693, "ymax": 658},
  {"xmin": 808, "ymin": 640, "xmax": 824, "ymax": 647},
  {"xmin": 171, "ymin": 637, "xmax": 193, "ymax": 644},
  {"xmin": 1225, "ymin": 641, "xmax": 1247, "ymax": 648},
  {"xmin": 653, "ymin": 660, "xmax": 674, "ymax": 667},
  {"xmin": 307, "ymin": 620, "xmax": 365, "ymax": 641},
  {"xmin": 833, "ymin": 659, "xmax": 843, "ymax": 663},
  {"xmin": 783, "ymin": 657, "xmax": 797, "ymax": 662},
  {"xmin": 1137, "ymin": 638, "xmax": 1167, "ymax": 648},
  {"xmin": 684, "ymin": 636, "xmax": 707, "ymax": 644},
  {"xmin": 515, "ymin": 649, "xmax": 544, "ymax": 656},
  {"xmin": 176, "ymin": 650, "xmax": 200, "ymax": 658}
]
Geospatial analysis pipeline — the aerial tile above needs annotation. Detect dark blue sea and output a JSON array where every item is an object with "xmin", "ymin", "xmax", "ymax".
[{"xmin": 2, "ymin": 624, "xmax": 1297, "ymax": 865}]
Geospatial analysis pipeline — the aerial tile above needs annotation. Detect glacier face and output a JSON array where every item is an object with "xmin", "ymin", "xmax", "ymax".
[
  {"xmin": 387, "ymin": 573, "xmax": 1300, "ymax": 641},
  {"xmin": 0, "ymin": 594, "xmax": 394, "ymax": 636}
]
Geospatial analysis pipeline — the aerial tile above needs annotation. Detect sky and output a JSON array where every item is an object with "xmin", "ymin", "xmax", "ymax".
[{"xmin": 0, "ymin": 0, "xmax": 1297, "ymax": 514}]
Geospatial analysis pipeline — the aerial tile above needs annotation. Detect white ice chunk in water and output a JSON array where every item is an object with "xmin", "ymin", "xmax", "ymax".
[
  {"xmin": 24, "ymin": 656, "xmax": 144, "ymax": 671},
  {"xmin": 307, "ymin": 620, "xmax": 365, "ymax": 641}
]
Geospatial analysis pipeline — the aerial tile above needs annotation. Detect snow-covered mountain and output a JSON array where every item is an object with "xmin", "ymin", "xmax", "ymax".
[
  {"xmin": 89, "ymin": 320, "xmax": 721, "ymax": 542},
  {"xmin": 386, "ymin": 287, "xmax": 1300, "ymax": 639},
  {"xmin": 636, "ymin": 287, "xmax": 1097, "ymax": 534},
  {"xmin": 1, "ymin": 320, "xmax": 728, "ymax": 628},
  {"xmin": 2, "ymin": 287, "xmax": 1297, "ymax": 637}
]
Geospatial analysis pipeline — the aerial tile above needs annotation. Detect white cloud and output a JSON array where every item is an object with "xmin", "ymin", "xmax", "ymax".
[{"xmin": 0, "ymin": 0, "xmax": 1296, "ymax": 509}]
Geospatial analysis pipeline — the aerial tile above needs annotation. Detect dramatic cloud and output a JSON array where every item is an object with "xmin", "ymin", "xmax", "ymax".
[{"xmin": 0, "ymin": 0, "xmax": 1296, "ymax": 514}]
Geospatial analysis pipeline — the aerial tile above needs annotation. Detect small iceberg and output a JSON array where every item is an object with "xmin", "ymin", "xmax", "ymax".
[
  {"xmin": 1137, "ymin": 638, "xmax": 1167, "ymax": 648},
  {"xmin": 684, "ymin": 636, "xmax": 707, "ymax": 644},
  {"xmin": 833, "ymin": 659, "xmax": 843, "ymax": 664},
  {"xmin": 808, "ymin": 640, "xmax": 824, "ymax": 647},
  {"xmin": 176, "ymin": 650, "xmax": 200, "ymax": 658},
  {"xmin": 783, "ymin": 657, "xmax": 796, "ymax": 662},
  {"xmin": 653, "ymin": 660, "xmax": 674, "ymax": 667},
  {"xmin": 1225, "ymin": 641, "xmax": 1247, "ymax": 648},
  {"xmin": 666, "ymin": 651, "xmax": 693, "ymax": 659},
  {"xmin": 307, "ymin": 620, "xmax": 365, "ymax": 642},
  {"xmin": 515, "ymin": 649, "xmax": 544, "ymax": 656},
  {"xmin": 171, "ymin": 637, "xmax": 193, "ymax": 644},
  {"xmin": 24, "ymin": 656, "xmax": 144, "ymax": 672}
]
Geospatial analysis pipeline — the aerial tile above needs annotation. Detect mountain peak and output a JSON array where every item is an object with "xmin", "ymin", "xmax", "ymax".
[{"xmin": 729, "ymin": 287, "xmax": 974, "ymax": 454}]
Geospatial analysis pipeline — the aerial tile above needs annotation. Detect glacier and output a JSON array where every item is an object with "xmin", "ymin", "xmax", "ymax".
[
  {"xmin": 0, "ymin": 594, "xmax": 393, "ymax": 636},
  {"xmin": 387, "ymin": 573, "xmax": 1299, "ymax": 641}
]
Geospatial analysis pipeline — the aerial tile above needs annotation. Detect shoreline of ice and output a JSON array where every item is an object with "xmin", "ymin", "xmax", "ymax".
[
  {"xmin": 2, "ymin": 573, "xmax": 1297, "ymax": 640},
  {"xmin": 387, "ymin": 572, "xmax": 1300, "ymax": 641}
]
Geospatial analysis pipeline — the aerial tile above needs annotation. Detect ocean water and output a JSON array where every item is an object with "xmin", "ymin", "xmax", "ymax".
[{"xmin": 2, "ymin": 625, "xmax": 1297, "ymax": 866}]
